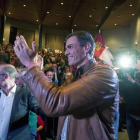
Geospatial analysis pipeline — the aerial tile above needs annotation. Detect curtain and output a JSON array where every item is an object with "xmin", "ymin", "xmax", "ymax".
[
  {"xmin": 46, "ymin": 33, "xmax": 65, "ymax": 52},
  {"xmin": 55, "ymin": 35, "xmax": 65, "ymax": 52},
  {"xmin": 46, "ymin": 34, "xmax": 56, "ymax": 51},
  {"xmin": 17, "ymin": 28, "xmax": 35, "ymax": 47}
]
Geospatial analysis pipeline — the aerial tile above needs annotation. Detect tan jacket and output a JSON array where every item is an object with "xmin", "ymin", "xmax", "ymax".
[{"xmin": 23, "ymin": 59, "xmax": 119, "ymax": 140}]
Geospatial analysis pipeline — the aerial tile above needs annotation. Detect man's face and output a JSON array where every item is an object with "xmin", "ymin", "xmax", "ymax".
[
  {"xmin": 65, "ymin": 36, "xmax": 86, "ymax": 67},
  {"xmin": 47, "ymin": 71, "xmax": 53, "ymax": 81},
  {"xmin": 65, "ymin": 72, "xmax": 72, "ymax": 80},
  {"xmin": 66, "ymin": 67, "xmax": 70, "ymax": 73},
  {"xmin": 52, "ymin": 64, "xmax": 57, "ymax": 71},
  {"xmin": 47, "ymin": 58, "xmax": 51, "ymax": 63},
  {"xmin": 15, "ymin": 72, "xmax": 25, "ymax": 87}
]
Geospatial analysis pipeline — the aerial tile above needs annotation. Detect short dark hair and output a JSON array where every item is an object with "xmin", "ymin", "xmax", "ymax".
[
  {"xmin": 65, "ymin": 31, "xmax": 95, "ymax": 57},
  {"xmin": 44, "ymin": 68, "xmax": 53, "ymax": 74}
]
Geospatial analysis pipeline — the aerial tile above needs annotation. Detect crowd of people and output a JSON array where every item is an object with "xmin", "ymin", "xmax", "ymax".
[
  {"xmin": 112, "ymin": 50, "xmax": 140, "ymax": 66},
  {"xmin": 0, "ymin": 43, "xmax": 76, "ymax": 140},
  {"xmin": 0, "ymin": 31, "xmax": 140, "ymax": 140}
]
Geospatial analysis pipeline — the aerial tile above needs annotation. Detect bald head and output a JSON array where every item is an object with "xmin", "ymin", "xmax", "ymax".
[
  {"xmin": 0, "ymin": 64, "xmax": 17, "ymax": 79},
  {"xmin": 0, "ymin": 64, "xmax": 17, "ymax": 92}
]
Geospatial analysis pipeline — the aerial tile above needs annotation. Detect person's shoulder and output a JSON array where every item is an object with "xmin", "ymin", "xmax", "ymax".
[
  {"xmin": 88, "ymin": 63, "xmax": 117, "ymax": 77},
  {"xmin": 92, "ymin": 63, "xmax": 114, "ymax": 71},
  {"xmin": 16, "ymin": 86, "xmax": 32, "ymax": 96}
]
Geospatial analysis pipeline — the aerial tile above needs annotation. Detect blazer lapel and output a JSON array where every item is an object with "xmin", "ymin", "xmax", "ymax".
[{"xmin": 9, "ymin": 86, "xmax": 22, "ymax": 124}]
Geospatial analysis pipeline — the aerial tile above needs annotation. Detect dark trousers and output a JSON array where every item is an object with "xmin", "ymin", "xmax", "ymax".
[{"xmin": 126, "ymin": 113, "xmax": 140, "ymax": 140}]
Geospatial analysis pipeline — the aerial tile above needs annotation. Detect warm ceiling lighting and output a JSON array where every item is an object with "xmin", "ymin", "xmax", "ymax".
[
  {"xmin": 89, "ymin": 15, "xmax": 92, "ymax": 17},
  {"xmin": 61, "ymin": 3, "xmax": 63, "ymax": 5},
  {"xmin": 132, "ymin": 14, "xmax": 135, "ymax": 16},
  {"xmin": 117, "ymin": 15, "xmax": 121, "ymax": 17},
  {"xmin": 130, "ymin": 4, "xmax": 132, "ymax": 6},
  {"xmin": 36, "ymin": 20, "xmax": 38, "ymax": 22},
  {"xmin": 56, "ymin": 23, "xmax": 58, "ymax": 25},
  {"xmin": 96, "ymin": 25, "xmax": 98, "ymax": 27},
  {"xmin": 9, "ymin": 12, "xmax": 11, "ymax": 14},
  {"xmin": 115, "ymin": 23, "xmax": 117, "ymax": 25},
  {"xmin": 23, "ymin": 5, "xmax": 26, "ymax": 7},
  {"xmin": 74, "ymin": 25, "xmax": 76, "ymax": 26},
  {"xmin": 105, "ymin": 7, "xmax": 108, "ymax": 9},
  {"xmin": 47, "ymin": 12, "xmax": 49, "ymax": 14},
  {"xmin": 69, "ymin": 16, "xmax": 71, "ymax": 18},
  {"xmin": 92, "ymin": 8, "xmax": 97, "ymax": 10}
]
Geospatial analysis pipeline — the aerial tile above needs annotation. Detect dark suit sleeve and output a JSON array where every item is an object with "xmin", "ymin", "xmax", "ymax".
[
  {"xmin": 28, "ymin": 92, "xmax": 47, "ymax": 118},
  {"xmin": 28, "ymin": 92, "xmax": 40, "ymax": 113},
  {"xmin": 134, "ymin": 81, "xmax": 140, "ymax": 90}
]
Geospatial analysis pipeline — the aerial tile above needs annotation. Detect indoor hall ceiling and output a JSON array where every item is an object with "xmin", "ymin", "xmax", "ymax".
[{"xmin": 0, "ymin": 0, "xmax": 140, "ymax": 30}]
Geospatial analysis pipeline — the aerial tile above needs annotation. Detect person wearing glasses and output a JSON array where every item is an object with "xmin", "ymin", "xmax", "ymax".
[{"xmin": 0, "ymin": 64, "xmax": 44, "ymax": 140}]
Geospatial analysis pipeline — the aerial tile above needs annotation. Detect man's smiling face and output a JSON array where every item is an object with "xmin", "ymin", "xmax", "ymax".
[{"xmin": 65, "ymin": 36, "xmax": 86, "ymax": 67}]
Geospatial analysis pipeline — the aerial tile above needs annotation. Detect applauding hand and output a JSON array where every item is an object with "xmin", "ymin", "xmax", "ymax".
[{"xmin": 14, "ymin": 35, "xmax": 37, "ymax": 67}]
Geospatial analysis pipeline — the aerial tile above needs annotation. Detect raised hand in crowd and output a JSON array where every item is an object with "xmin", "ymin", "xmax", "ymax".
[{"xmin": 14, "ymin": 35, "xmax": 37, "ymax": 67}]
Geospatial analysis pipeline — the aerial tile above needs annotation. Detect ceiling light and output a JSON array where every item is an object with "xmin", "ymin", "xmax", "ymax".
[
  {"xmin": 130, "ymin": 4, "xmax": 132, "ymax": 6},
  {"xmin": 92, "ymin": 8, "xmax": 97, "ymax": 10},
  {"xmin": 96, "ymin": 25, "xmax": 98, "ymax": 27},
  {"xmin": 9, "ymin": 12, "xmax": 11, "ymax": 14},
  {"xmin": 74, "ymin": 25, "xmax": 76, "ymax": 26},
  {"xmin": 61, "ymin": 3, "xmax": 63, "ymax": 5},
  {"xmin": 132, "ymin": 14, "xmax": 135, "ymax": 16},
  {"xmin": 115, "ymin": 23, "xmax": 117, "ymax": 25},
  {"xmin": 47, "ymin": 12, "xmax": 49, "ymax": 14},
  {"xmin": 105, "ymin": 7, "xmax": 108, "ymax": 9},
  {"xmin": 56, "ymin": 23, "xmax": 58, "ymax": 25},
  {"xmin": 117, "ymin": 15, "xmax": 121, "ymax": 17},
  {"xmin": 118, "ymin": 56, "xmax": 132, "ymax": 67},
  {"xmin": 89, "ymin": 15, "xmax": 92, "ymax": 18},
  {"xmin": 36, "ymin": 20, "xmax": 38, "ymax": 22},
  {"xmin": 23, "ymin": 5, "xmax": 26, "ymax": 7},
  {"xmin": 69, "ymin": 16, "xmax": 71, "ymax": 18}
]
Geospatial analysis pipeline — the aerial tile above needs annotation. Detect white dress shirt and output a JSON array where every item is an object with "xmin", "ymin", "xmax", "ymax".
[
  {"xmin": 0, "ymin": 84, "xmax": 16, "ymax": 140},
  {"xmin": 53, "ymin": 72, "xmax": 58, "ymax": 86}
]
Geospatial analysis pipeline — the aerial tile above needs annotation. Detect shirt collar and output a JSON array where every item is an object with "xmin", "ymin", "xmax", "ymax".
[
  {"xmin": 73, "ymin": 58, "xmax": 97, "ymax": 81},
  {"xmin": 0, "ymin": 84, "xmax": 16, "ymax": 97},
  {"xmin": 10, "ymin": 84, "xmax": 16, "ymax": 95}
]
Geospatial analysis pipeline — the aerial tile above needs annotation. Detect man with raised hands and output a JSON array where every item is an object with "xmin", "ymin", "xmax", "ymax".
[{"xmin": 14, "ymin": 31, "xmax": 119, "ymax": 140}]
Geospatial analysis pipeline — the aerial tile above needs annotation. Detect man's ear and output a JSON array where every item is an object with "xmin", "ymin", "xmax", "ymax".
[
  {"xmin": 84, "ymin": 42, "xmax": 91, "ymax": 54},
  {"xmin": 4, "ymin": 73, "xmax": 9, "ymax": 80}
]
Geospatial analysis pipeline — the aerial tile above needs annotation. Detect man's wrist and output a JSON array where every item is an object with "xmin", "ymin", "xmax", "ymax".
[{"xmin": 26, "ymin": 62, "xmax": 38, "ymax": 69}]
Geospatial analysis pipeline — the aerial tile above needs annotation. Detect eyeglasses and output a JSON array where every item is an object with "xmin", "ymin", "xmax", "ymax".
[{"xmin": 0, "ymin": 73, "xmax": 5, "ymax": 76}]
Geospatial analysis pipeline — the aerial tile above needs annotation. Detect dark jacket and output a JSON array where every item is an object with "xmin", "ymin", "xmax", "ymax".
[
  {"xmin": 23, "ymin": 59, "xmax": 119, "ymax": 140},
  {"xmin": 123, "ymin": 79, "xmax": 140, "ymax": 116},
  {"xmin": 5, "ymin": 86, "xmax": 41, "ymax": 140},
  {"xmin": 52, "ymin": 71, "xmax": 63, "ymax": 86}
]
